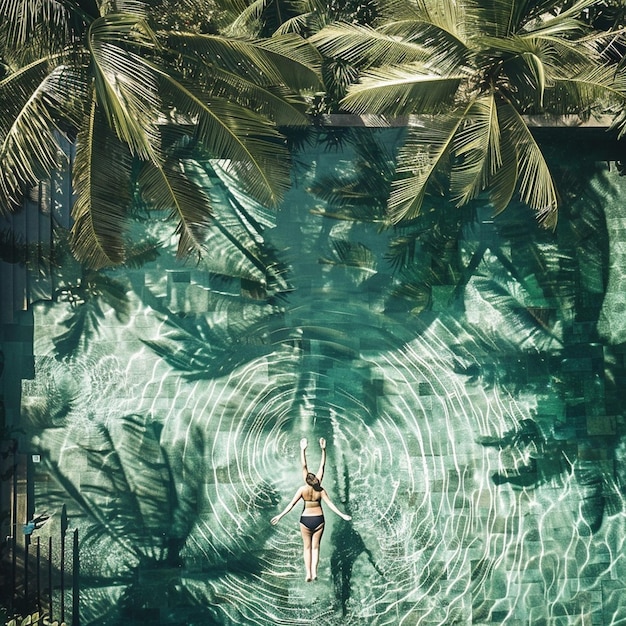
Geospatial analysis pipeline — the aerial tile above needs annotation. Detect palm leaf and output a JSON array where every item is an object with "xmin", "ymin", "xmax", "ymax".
[
  {"xmin": 517, "ymin": 0, "xmax": 598, "ymax": 37},
  {"xmin": 88, "ymin": 13, "xmax": 162, "ymax": 161},
  {"xmin": 496, "ymin": 100, "xmax": 558, "ymax": 227},
  {"xmin": 154, "ymin": 69, "xmax": 292, "ymax": 206},
  {"xmin": 544, "ymin": 64, "xmax": 626, "ymax": 114},
  {"xmin": 450, "ymin": 93, "xmax": 501, "ymax": 206},
  {"xmin": 170, "ymin": 53, "xmax": 311, "ymax": 126},
  {"xmin": 487, "ymin": 122, "xmax": 518, "ymax": 215},
  {"xmin": 342, "ymin": 64, "xmax": 464, "ymax": 116},
  {"xmin": 237, "ymin": 32, "xmax": 323, "ymax": 90},
  {"xmin": 224, "ymin": 0, "xmax": 305, "ymax": 37},
  {"xmin": 185, "ymin": 159, "xmax": 291, "ymax": 283},
  {"xmin": 70, "ymin": 100, "xmax": 131, "ymax": 268},
  {"xmin": 388, "ymin": 110, "xmax": 466, "ymax": 223},
  {"xmin": 274, "ymin": 16, "xmax": 307, "ymax": 36},
  {"xmin": 201, "ymin": 106, "xmax": 292, "ymax": 207},
  {"xmin": 0, "ymin": 60, "xmax": 75, "ymax": 212},
  {"xmin": 377, "ymin": 19, "xmax": 470, "ymax": 73},
  {"xmin": 166, "ymin": 32, "xmax": 322, "ymax": 93},
  {"xmin": 220, "ymin": 0, "xmax": 266, "ymax": 36},
  {"xmin": 310, "ymin": 23, "xmax": 430, "ymax": 68},
  {"xmin": 0, "ymin": 0, "xmax": 80, "ymax": 49},
  {"xmin": 137, "ymin": 156, "xmax": 213, "ymax": 260},
  {"xmin": 401, "ymin": 0, "xmax": 469, "ymax": 42}
]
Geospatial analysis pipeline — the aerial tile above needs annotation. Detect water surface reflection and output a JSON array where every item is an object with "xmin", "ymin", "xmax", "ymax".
[{"xmin": 20, "ymin": 130, "xmax": 626, "ymax": 625}]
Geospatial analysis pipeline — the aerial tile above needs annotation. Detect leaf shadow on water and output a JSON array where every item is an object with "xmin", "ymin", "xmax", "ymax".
[{"xmin": 19, "ymin": 131, "xmax": 626, "ymax": 624}]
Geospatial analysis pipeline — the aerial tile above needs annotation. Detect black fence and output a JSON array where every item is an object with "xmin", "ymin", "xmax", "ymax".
[{"xmin": 1, "ymin": 442, "xmax": 79, "ymax": 625}]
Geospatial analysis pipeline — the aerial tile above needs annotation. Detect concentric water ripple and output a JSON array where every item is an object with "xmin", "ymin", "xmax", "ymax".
[
  {"xmin": 19, "ymin": 141, "xmax": 626, "ymax": 625},
  {"xmin": 139, "ymin": 297, "xmax": 620, "ymax": 625},
  {"xmin": 24, "ymin": 277, "xmax": 626, "ymax": 625}
]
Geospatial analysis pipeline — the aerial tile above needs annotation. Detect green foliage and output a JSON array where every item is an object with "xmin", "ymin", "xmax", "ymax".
[
  {"xmin": 311, "ymin": 0, "xmax": 626, "ymax": 225},
  {"xmin": 0, "ymin": 0, "xmax": 321, "ymax": 268},
  {"xmin": 215, "ymin": 0, "xmax": 381, "ymax": 111}
]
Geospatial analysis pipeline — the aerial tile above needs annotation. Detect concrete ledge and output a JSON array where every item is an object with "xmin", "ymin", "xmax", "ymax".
[{"xmin": 316, "ymin": 113, "xmax": 618, "ymax": 130}]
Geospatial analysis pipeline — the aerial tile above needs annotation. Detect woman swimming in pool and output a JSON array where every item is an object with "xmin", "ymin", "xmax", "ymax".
[{"xmin": 271, "ymin": 437, "xmax": 351, "ymax": 582}]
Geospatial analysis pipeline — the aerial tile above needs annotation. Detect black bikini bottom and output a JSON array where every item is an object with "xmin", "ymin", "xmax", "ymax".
[{"xmin": 300, "ymin": 515, "xmax": 325, "ymax": 531}]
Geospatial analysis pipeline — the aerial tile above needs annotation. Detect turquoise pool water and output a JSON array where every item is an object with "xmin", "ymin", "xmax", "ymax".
[{"xmin": 9, "ymin": 128, "xmax": 626, "ymax": 624}]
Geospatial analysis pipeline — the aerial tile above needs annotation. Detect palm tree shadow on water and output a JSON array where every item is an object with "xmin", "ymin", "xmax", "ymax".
[
  {"xmin": 16, "ymin": 131, "xmax": 626, "ymax": 624},
  {"xmin": 466, "ymin": 155, "xmax": 626, "ymax": 535}
]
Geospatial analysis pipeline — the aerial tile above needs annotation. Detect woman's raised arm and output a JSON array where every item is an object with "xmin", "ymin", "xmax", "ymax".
[
  {"xmin": 316, "ymin": 437, "xmax": 326, "ymax": 481},
  {"xmin": 300, "ymin": 438, "xmax": 309, "ymax": 481}
]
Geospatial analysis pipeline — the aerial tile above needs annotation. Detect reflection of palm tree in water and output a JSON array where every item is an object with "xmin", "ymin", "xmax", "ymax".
[
  {"xmin": 21, "ymin": 133, "xmax": 626, "ymax": 624},
  {"xmin": 479, "ymin": 419, "xmax": 574, "ymax": 488}
]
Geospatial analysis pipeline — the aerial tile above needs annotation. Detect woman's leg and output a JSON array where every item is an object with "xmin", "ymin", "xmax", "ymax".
[
  {"xmin": 310, "ymin": 523, "xmax": 325, "ymax": 580},
  {"xmin": 300, "ymin": 524, "xmax": 313, "ymax": 581}
]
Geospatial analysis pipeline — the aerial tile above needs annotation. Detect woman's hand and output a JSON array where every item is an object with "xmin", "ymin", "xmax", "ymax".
[
  {"xmin": 319, "ymin": 437, "xmax": 326, "ymax": 449},
  {"xmin": 300, "ymin": 438, "xmax": 308, "ymax": 450},
  {"xmin": 270, "ymin": 515, "xmax": 281, "ymax": 525},
  {"xmin": 341, "ymin": 513, "xmax": 351, "ymax": 521}
]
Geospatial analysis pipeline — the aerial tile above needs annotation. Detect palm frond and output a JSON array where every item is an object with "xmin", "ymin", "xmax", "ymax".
[
  {"xmin": 310, "ymin": 23, "xmax": 429, "ymax": 68},
  {"xmin": 496, "ymin": 99, "xmax": 558, "ymax": 227},
  {"xmin": 160, "ymin": 76, "xmax": 292, "ymax": 206},
  {"xmin": 88, "ymin": 13, "xmax": 162, "ymax": 161},
  {"xmin": 388, "ymin": 111, "xmax": 466, "ymax": 223},
  {"xmin": 274, "ymin": 12, "xmax": 311, "ymax": 36},
  {"xmin": 247, "ymin": 32, "xmax": 323, "ymax": 87},
  {"xmin": 170, "ymin": 55, "xmax": 310, "ymax": 126},
  {"xmin": 513, "ymin": 51, "xmax": 547, "ymax": 106},
  {"xmin": 223, "ymin": 0, "xmax": 305, "ymax": 37},
  {"xmin": 138, "ymin": 157, "xmax": 213, "ymax": 260},
  {"xmin": 110, "ymin": 1, "xmax": 150, "ymax": 17},
  {"xmin": 474, "ymin": 0, "xmax": 516, "ymax": 38},
  {"xmin": 221, "ymin": 0, "xmax": 265, "ymax": 37},
  {"xmin": 518, "ymin": 0, "xmax": 598, "ymax": 37},
  {"xmin": 376, "ymin": 19, "xmax": 470, "ymax": 72},
  {"xmin": 0, "ymin": 61, "xmax": 74, "ymax": 212},
  {"xmin": 70, "ymin": 101, "xmax": 131, "ymax": 268},
  {"xmin": 405, "ymin": 0, "xmax": 469, "ymax": 43},
  {"xmin": 342, "ymin": 65, "xmax": 464, "ymax": 116},
  {"xmin": 544, "ymin": 64, "xmax": 626, "ymax": 115},
  {"xmin": 450, "ymin": 93, "xmax": 501, "ymax": 206},
  {"xmin": 478, "ymin": 32, "xmax": 592, "ymax": 72},
  {"xmin": 487, "ymin": 127, "xmax": 518, "ymax": 215},
  {"xmin": 0, "ymin": 0, "xmax": 79, "ymax": 48},
  {"xmin": 166, "ymin": 32, "xmax": 322, "ymax": 93}
]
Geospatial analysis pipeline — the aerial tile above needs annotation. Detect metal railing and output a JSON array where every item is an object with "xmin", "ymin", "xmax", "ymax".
[{"xmin": 1, "ymin": 443, "xmax": 79, "ymax": 625}]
